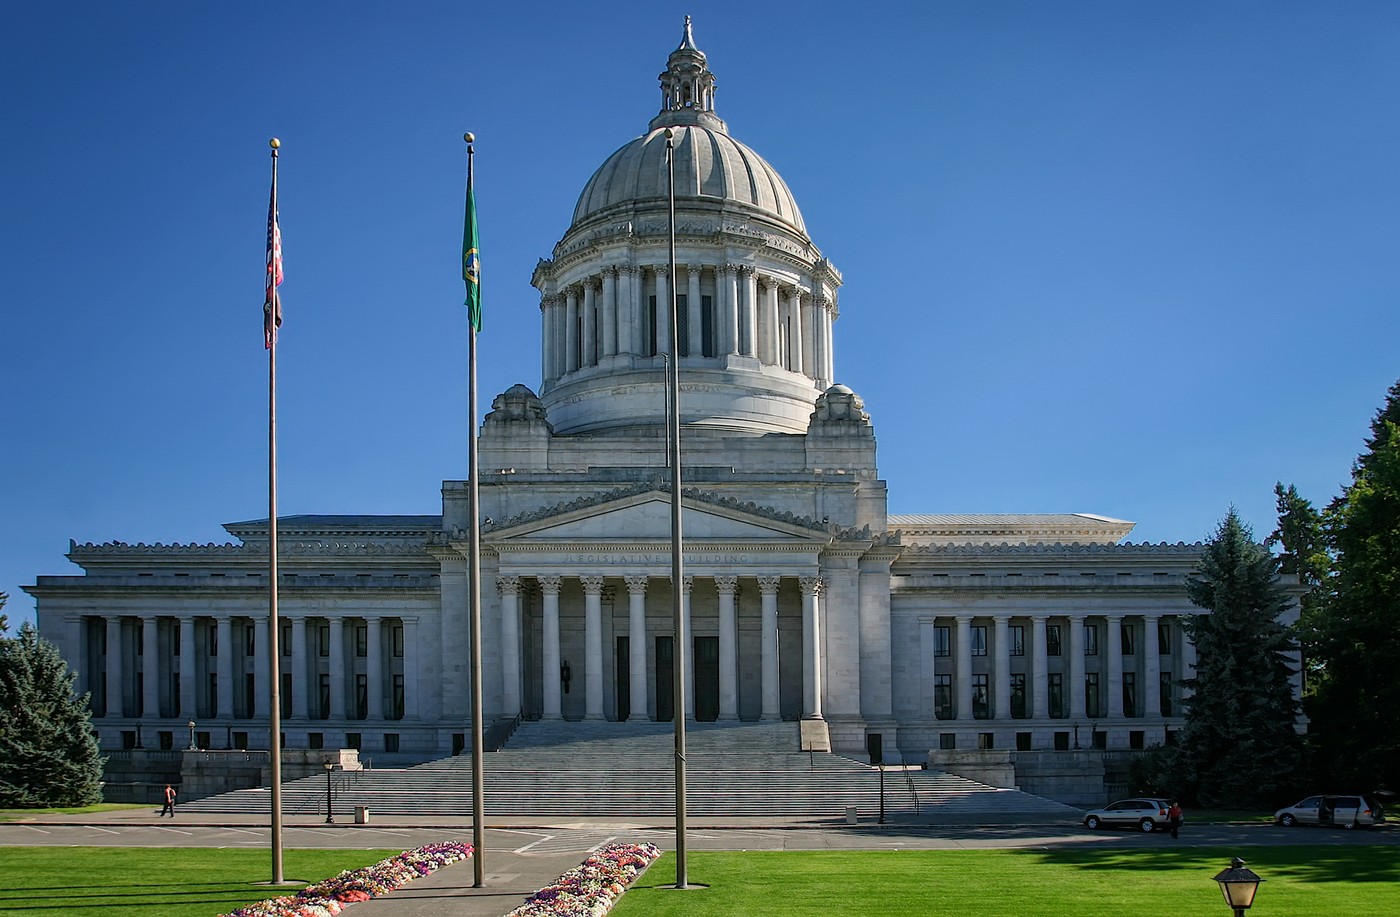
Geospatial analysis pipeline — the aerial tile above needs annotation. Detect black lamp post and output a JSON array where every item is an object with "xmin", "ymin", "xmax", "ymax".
[
  {"xmin": 187, "ymin": 721, "xmax": 197, "ymax": 751},
  {"xmin": 323, "ymin": 763, "xmax": 335, "ymax": 824},
  {"xmin": 134, "ymin": 720, "xmax": 143, "ymax": 749},
  {"xmin": 1213, "ymin": 856, "xmax": 1264, "ymax": 917},
  {"xmin": 1072, "ymin": 722, "xmax": 1080, "ymax": 750},
  {"xmin": 878, "ymin": 764, "xmax": 886, "ymax": 824}
]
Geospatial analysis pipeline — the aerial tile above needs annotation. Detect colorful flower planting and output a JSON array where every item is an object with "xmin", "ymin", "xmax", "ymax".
[
  {"xmin": 506, "ymin": 842, "xmax": 662, "ymax": 917},
  {"xmin": 217, "ymin": 842, "xmax": 474, "ymax": 917}
]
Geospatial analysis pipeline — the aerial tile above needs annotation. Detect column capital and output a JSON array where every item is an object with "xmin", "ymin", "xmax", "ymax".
[
  {"xmin": 580, "ymin": 575, "xmax": 605, "ymax": 594},
  {"xmin": 756, "ymin": 575, "xmax": 782, "ymax": 595},
  {"xmin": 798, "ymin": 575, "xmax": 823, "ymax": 595},
  {"xmin": 717, "ymin": 263, "xmax": 738, "ymax": 277},
  {"xmin": 1104, "ymin": 611, "xmax": 1126, "ymax": 621},
  {"xmin": 496, "ymin": 575, "xmax": 522, "ymax": 596},
  {"xmin": 651, "ymin": 264, "xmax": 670, "ymax": 277},
  {"xmin": 680, "ymin": 576, "xmax": 695, "ymax": 595},
  {"xmin": 537, "ymin": 575, "xmax": 562, "ymax": 595},
  {"xmin": 623, "ymin": 575, "xmax": 649, "ymax": 595},
  {"xmin": 714, "ymin": 576, "xmax": 738, "ymax": 594}
]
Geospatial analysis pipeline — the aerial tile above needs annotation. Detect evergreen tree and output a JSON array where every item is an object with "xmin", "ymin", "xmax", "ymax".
[
  {"xmin": 1311, "ymin": 381, "xmax": 1400, "ymax": 787},
  {"xmin": 0, "ymin": 612, "xmax": 106, "ymax": 807},
  {"xmin": 1178, "ymin": 510, "xmax": 1303, "ymax": 807},
  {"xmin": 1265, "ymin": 483, "xmax": 1332, "ymax": 694}
]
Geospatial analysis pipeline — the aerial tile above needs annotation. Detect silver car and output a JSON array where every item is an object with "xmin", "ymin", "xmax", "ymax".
[
  {"xmin": 1274, "ymin": 794, "xmax": 1386, "ymax": 828},
  {"xmin": 1082, "ymin": 798, "xmax": 1172, "ymax": 832}
]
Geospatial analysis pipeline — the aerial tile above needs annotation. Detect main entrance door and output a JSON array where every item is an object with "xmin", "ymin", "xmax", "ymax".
[
  {"xmin": 694, "ymin": 636, "xmax": 719, "ymax": 721},
  {"xmin": 615, "ymin": 636, "xmax": 630, "ymax": 721},
  {"xmin": 655, "ymin": 636, "xmax": 673, "ymax": 722}
]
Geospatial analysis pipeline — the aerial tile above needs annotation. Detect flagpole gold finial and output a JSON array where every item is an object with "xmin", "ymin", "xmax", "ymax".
[
  {"xmin": 269, "ymin": 138, "xmax": 281, "ymax": 149},
  {"xmin": 464, "ymin": 132, "xmax": 475, "ymax": 145}
]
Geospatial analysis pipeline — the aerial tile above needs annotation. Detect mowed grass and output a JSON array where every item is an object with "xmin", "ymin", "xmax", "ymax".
[
  {"xmin": 614, "ymin": 846, "xmax": 1400, "ymax": 917},
  {"xmin": 0, "ymin": 846, "xmax": 399, "ymax": 917}
]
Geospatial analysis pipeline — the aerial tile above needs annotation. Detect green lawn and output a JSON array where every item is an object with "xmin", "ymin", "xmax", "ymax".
[
  {"xmin": 0, "ymin": 847, "xmax": 397, "ymax": 917},
  {"xmin": 0, "ymin": 804, "xmax": 146, "ymax": 822},
  {"xmin": 615, "ymin": 847, "xmax": 1400, "ymax": 917}
]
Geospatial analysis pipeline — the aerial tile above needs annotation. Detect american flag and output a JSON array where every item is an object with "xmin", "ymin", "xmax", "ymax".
[{"xmin": 264, "ymin": 182, "xmax": 283, "ymax": 349}]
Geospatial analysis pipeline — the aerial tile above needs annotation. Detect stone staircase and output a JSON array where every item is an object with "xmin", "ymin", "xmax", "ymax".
[{"xmin": 180, "ymin": 721, "xmax": 1079, "ymax": 821}]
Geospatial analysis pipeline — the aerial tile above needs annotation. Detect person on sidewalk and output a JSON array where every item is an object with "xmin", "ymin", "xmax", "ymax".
[
  {"xmin": 160, "ymin": 784, "xmax": 177, "ymax": 818},
  {"xmin": 1167, "ymin": 801, "xmax": 1183, "ymax": 839}
]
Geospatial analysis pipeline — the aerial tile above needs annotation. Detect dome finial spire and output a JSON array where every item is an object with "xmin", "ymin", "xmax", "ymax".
[{"xmin": 651, "ymin": 17, "xmax": 726, "ymax": 133}]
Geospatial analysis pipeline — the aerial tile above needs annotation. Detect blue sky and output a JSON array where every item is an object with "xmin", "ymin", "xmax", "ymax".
[{"xmin": 3, "ymin": 1, "xmax": 1397, "ymax": 625}]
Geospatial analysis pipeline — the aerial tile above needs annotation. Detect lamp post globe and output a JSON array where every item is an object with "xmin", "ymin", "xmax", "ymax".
[
  {"xmin": 323, "ymin": 763, "xmax": 335, "ymax": 824},
  {"xmin": 1213, "ymin": 856, "xmax": 1264, "ymax": 917},
  {"xmin": 187, "ymin": 721, "xmax": 197, "ymax": 750}
]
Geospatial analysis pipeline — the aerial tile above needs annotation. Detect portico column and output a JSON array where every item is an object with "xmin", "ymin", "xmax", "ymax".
[
  {"xmin": 624, "ymin": 576, "xmax": 648, "ymax": 722},
  {"xmin": 540, "ymin": 296, "xmax": 553, "ymax": 383},
  {"xmin": 539, "ymin": 576, "xmax": 563, "ymax": 720},
  {"xmin": 800, "ymin": 576, "xmax": 823, "ymax": 719},
  {"xmin": 822, "ymin": 298, "xmax": 835, "ymax": 382},
  {"xmin": 812, "ymin": 297, "xmax": 829, "ymax": 387},
  {"xmin": 620, "ymin": 267, "xmax": 639, "ymax": 355},
  {"xmin": 758, "ymin": 576, "xmax": 781, "ymax": 721},
  {"xmin": 686, "ymin": 265, "xmax": 703, "ymax": 357},
  {"xmin": 1069, "ymin": 615, "xmax": 1086, "ymax": 719},
  {"xmin": 401, "ymin": 616, "xmax": 420, "ymax": 719},
  {"xmin": 601, "ymin": 268, "xmax": 618, "ymax": 357},
  {"xmin": 653, "ymin": 267, "xmax": 671, "ymax": 356},
  {"xmin": 993, "ymin": 615, "xmax": 1011, "ymax": 720},
  {"xmin": 681, "ymin": 576, "xmax": 695, "ymax": 720},
  {"xmin": 564, "ymin": 287, "xmax": 580, "ymax": 372},
  {"xmin": 497, "ymin": 576, "xmax": 522, "ymax": 719},
  {"xmin": 721, "ymin": 265, "xmax": 739, "ymax": 355},
  {"xmin": 1031, "ymin": 614, "xmax": 1049, "ymax": 719},
  {"xmin": 215, "ymin": 616, "xmax": 233, "ymax": 720},
  {"xmin": 715, "ymin": 576, "xmax": 739, "ymax": 721},
  {"xmin": 179, "ymin": 616, "xmax": 196, "ymax": 718},
  {"xmin": 106, "ymin": 616, "xmax": 124, "ymax": 718},
  {"xmin": 800, "ymin": 293, "xmax": 816, "ymax": 377},
  {"xmin": 762, "ymin": 279, "xmax": 780, "ymax": 365},
  {"xmin": 328, "ymin": 617, "xmax": 346, "ymax": 720},
  {"xmin": 366, "ymin": 617, "xmax": 384, "ymax": 720},
  {"xmin": 582, "ymin": 280, "xmax": 598, "ymax": 366},
  {"xmin": 786, "ymin": 287, "xmax": 804, "ymax": 373},
  {"xmin": 955, "ymin": 615, "xmax": 973, "ymax": 720},
  {"xmin": 141, "ymin": 615, "xmax": 159, "ymax": 718},
  {"xmin": 581, "ymin": 576, "xmax": 605, "ymax": 720},
  {"xmin": 253, "ymin": 616, "xmax": 269, "ymax": 718},
  {"xmin": 1106, "ymin": 613, "xmax": 1125, "ymax": 718},
  {"xmin": 741, "ymin": 268, "xmax": 758, "ymax": 357},
  {"xmin": 1143, "ymin": 615, "xmax": 1161, "ymax": 717},
  {"xmin": 290, "ymin": 616, "xmax": 309, "ymax": 719}
]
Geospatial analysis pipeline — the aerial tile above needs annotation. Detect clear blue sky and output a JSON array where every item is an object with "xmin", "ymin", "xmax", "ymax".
[{"xmin": 3, "ymin": 1, "xmax": 1397, "ymax": 626}]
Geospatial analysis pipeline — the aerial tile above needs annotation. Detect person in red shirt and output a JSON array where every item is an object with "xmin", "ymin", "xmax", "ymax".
[{"xmin": 160, "ymin": 784, "xmax": 177, "ymax": 818}]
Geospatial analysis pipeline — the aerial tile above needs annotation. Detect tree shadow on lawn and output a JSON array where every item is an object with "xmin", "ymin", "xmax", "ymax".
[{"xmin": 1027, "ymin": 846, "xmax": 1400, "ymax": 885}]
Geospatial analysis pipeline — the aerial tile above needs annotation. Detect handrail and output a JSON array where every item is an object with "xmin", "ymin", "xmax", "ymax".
[{"xmin": 905, "ymin": 770, "xmax": 921, "ymax": 815}]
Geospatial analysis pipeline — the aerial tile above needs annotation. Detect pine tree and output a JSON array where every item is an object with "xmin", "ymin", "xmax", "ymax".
[
  {"xmin": 0, "ymin": 615, "xmax": 106, "ymax": 808},
  {"xmin": 1178, "ymin": 510, "xmax": 1303, "ymax": 807},
  {"xmin": 1311, "ymin": 380, "xmax": 1400, "ymax": 787}
]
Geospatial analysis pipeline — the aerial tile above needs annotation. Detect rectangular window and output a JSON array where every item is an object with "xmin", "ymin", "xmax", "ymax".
[
  {"xmin": 676, "ymin": 293, "xmax": 689, "ymax": 356},
  {"xmin": 1124, "ymin": 672, "xmax": 1137, "ymax": 717},
  {"xmin": 196, "ymin": 731, "xmax": 209, "ymax": 749},
  {"xmin": 319, "ymin": 674, "xmax": 331, "ymax": 720},
  {"xmin": 281, "ymin": 672, "xmax": 292, "ymax": 719},
  {"xmin": 244, "ymin": 673, "xmax": 255, "ymax": 717},
  {"xmin": 135, "ymin": 672, "xmax": 144, "ymax": 716},
  {"xmin": 939, "ymin": 733, "xmax": 956, "ymax": 750},
  {"xmin": 1010, "ymin": 673, "xmax": 1027, "ymax": 718},
  {"xmin": 701, "ymin": 293, "xmax": 714, "ymax": 356},
  {"xmin": 158, "ymin": 731, "xmax": 173, "ymax": 750},
  {"xmin": 355, "ymin": 625, "xmax": 368, "ymax": 658},
  {"xmin": 1160, "ymin": 672, "xmax": 1173, "ymax": 717},
  {"xmin": 308, "ymin": 732, "xmax": 324, "ymax": 750},
  {"xmin": 1016, "ymin": 731, "xmax": 1032, "ymax": 751},
  {"xmin": 391, "ymin": 624, "xmax": 404, "ymax": 658},
  {"xmin": 171, "ymin": 672, "xmax": 181, "ymax": 715},
  {"xmin": 1048, "ymin": 673, "xmax": 1064, "ymax": 718},
  {"xmin": 1084, "ymin": 624, "xmax": 1099, "ymax": 656},
  {"xmin": 392, "ymin": 675, "xmax": 405, "ymax": 720},
  {"xmin": 384, "ymin": 733, "xmax": 400, "ymax": 753},
  {"xmin": 1047, "ymin": 625, "xmax": 1062, "ymax": 656},
  {"xmin": 1158, "ymin": 620, "xmax": 1171, "ymax": 652},
  {"xmin": 1053, "ymin": 731, "xmax": 1070, "ymax": 751},
  {"xmin": 1091, "ymin": 728, "xmax": 1106, "ymax": 750},
  {"xmin": 933, "ymin": 626, "xmax": 950, "ymax": 657},
  {"xmin": 345, "ymin": 732, "xmax": 361, "ymax": 751},
  {"xmin": 972, "ymin": 674, "xmax": 990, "ymax": 719},
  {"xmin": 244, "ymin": 626, "xmax": 255, "ymax": 657},
  {"xmin": 318, "ymin": 625, "xmax": 330, "ymax": 657},
  {"xmin": 1010, "ymin": 625, "xmax": 1025, "ymax": 657},
  {"xmin": 355, "ymin": 674, "xmax": 368, "ymax": 720},
  {"xmin": 978, "ymin": 732, "xmax": 994, "ymax": 750},
  {"xmin": 934, "ymin": 674, "xmax": 953, "ymax": 720},
  {"xmin": 1085, "ymin": 672, "xmax": 1101, "ymax": 718},
  {"xmin": 647, "ymin": 295, "xmax": 658, "ymax": 356},
  {"xmin": 281, "ymin": 622, "xmax": 292, "ymax": 655},
  {"xmin": 970, "ymin": 625, "xmax": 988, "ymax": 657},
  {"xmin": 209, "ymin": 622, "xmax": 217, "ymax": 657},
  {"xmin": 172, "ymin": 620, "xmax": 181, "ymax": 655},
  {"xmin": 208, "ymin": 673, "xmax": 217, "ymax": 717},
  {"xmin": 1129, "ymin": 730, "xmax": 1145, "ymax": 750},
  {"xmin": 233, "ymin": 731, "xmax": 248, "ymax": 750},
  {"xmin": 1122, "ymin": 623, "xmax": 1136, "ymax": 655}
]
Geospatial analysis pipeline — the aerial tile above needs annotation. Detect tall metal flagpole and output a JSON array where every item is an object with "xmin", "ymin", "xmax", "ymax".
[
  {"xmin": 464, "ymin": 132, "xmax": 486, "ymax": 888},
  {"xmin": 265, "ymin": 137, "xmax": 287, "ymax": 885},
  {"xmin": 664, "ymin": 127, "xmax": 690, "ymax": 889}
]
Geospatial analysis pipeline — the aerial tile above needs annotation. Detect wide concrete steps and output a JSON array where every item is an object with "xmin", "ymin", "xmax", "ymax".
[{"xmin": 181, "ymin": 721, "xmax": 1080, "ymax": 821}]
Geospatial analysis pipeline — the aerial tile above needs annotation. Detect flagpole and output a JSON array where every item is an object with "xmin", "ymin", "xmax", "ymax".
[
  {"xmin": 664, "ymin": 127, "xmax": 690, "ymax": 889},
  {"xmin": 464, "ymin": 132, "xmax": 486, "ymax": 888},
  {"xmin": 265, "ymin": 137, "xmax": 286, "ymax": 886}
]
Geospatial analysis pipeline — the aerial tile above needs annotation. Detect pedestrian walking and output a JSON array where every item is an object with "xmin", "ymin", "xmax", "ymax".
[
  {"xmin": 160, "ymin": 784, "xmax": 177, "ymax": 818},
  {"xmin": 1167, "ymin": 801, "xmax": 1183, "ymax": 838}
]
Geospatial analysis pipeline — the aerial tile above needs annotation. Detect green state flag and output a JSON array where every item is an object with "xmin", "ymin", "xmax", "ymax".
[{"xmin": 463, "ymin": 160, "xmax": 481, "ymax": 331}]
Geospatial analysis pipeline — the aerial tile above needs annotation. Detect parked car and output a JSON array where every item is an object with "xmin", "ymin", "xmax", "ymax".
[
  {"xmin": 1274, "ymin": 794, "xmax": 1386, "ymax": 828},
  {"xmin": 1082, "ymin": 798, "xmax": 1172, "ymax": 832}
]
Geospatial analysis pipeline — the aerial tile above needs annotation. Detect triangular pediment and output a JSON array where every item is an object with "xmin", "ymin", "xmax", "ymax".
[{"xmin": 487, "ymin": 489, "xmax": 829, "ymax": 543}]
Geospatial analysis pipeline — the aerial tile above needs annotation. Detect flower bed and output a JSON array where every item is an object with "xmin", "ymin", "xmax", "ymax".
[
  {"xmin": 218, "ymin": 842, "xmax": 474, "ymax": 917},
  {"xmin": 506, "ymin": 842, "xmax": 662, "ymax": 917}
]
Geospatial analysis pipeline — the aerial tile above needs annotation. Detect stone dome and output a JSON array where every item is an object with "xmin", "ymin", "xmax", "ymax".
[{"xmin": 570, "ymin": 125, "xmax": 807, "ymax": 237}]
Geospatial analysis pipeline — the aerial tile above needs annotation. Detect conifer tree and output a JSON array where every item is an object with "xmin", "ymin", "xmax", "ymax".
[
  {"xmin": 0, "ymin": 607, "xmax": 106, "ymax": 807},
  {"xmin": 1178, "ymin": 510, "xmax": 1303, "ymax": 807}
]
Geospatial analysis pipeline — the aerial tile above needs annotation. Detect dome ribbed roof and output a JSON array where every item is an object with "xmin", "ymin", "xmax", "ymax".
[{"xmin": 570, "ymin": 125, "xmax": 807, "ymax": 236}]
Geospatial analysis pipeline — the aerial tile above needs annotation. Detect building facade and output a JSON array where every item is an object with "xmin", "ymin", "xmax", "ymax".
[{"xmin": 26, "ymin": 20, "xmax": 1301, "ymax": 765}]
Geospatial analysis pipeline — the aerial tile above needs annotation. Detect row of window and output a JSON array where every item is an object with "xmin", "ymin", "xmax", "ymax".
[
  {"xmin": 936, "ymin": 729, "xmax": 1166, "ymax": 751},
  {"xmin": 115, "ymin": 621, "xmax": 408, "ymax": 658},
  {"xmin": 932, "ymin": 621, "xmax": 1172, "ymax": 658},
  {"xmin": 119, "ymin": 730, "xmax": 403, "ymax": 753},
  {"xmin": 932, "ymin": 672, "xmax": 1176, "ymax": 720}
]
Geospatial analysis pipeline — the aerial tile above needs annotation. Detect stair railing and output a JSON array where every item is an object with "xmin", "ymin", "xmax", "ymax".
[{"xmin": 904, "ymin": 769, "xmax": 921, "ymax": 815}]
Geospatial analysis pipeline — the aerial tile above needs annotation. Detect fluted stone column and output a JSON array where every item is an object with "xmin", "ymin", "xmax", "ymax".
[
  {"xmin": 216, "ymin": 616, "xmax": 234, "ymax": 720},
  {"xmin": 1032, "ymin": 614, "xmax": 1049, "ymax": 718},
  {"xmin": 681, "ymin": 577, "xmax": 695, "ymax": 720},
  {"xmin": 106, "ymin": 616, "xmax": 124, "ymax": 718},
  {"xmin": 565, "ymin": 287, "xmax": 580, "ymax": 372},
  {"xmin": 686, "ymin": 265, "xmax": 702, "ymax": 357},
  {"xmin": 800, "ymin": 293, "xmax": 816, "ymax": 377},
  {"xmin": 399, "ymin": 616, "xmax": 419, "ymax": 719},
  {"xmin": 253, "ymin": 617, "xmax": 269, "ymax": 718},
  {"xmin": 1069, "ymin": 615, "xmax": 1086, "ymax": 718},
  {"xmin": 654, "ymin": 267, "xmax": 671, "ymax": 356},
  {"xmin": 811, "ymin": 297, "xmax": 829, "ymax": 386},
  {"xmin": 994, "ymin": 615, "xmax": 1011, "ymax": 719},
  {"xmin": 785, "ymin": 287, "xmax": 804, "ymax": 373},
  {"xmin": 581, "ymin": 576, "xmax": 605, "ymax": 720},
  {"xmin": 800, "ymin": 576, "xmax": 824, "ymax": 719},
  {"xmin": 721, "ymin": 265, "xmax": 739, "ymax": 355},
  {"xmin": 539, "ymin": 577, "xmax": 563, "ymax": 720},
  {"xmin": 290, "ymin": 616, "xmax": 309, "ymax": 719},
  {"xmin": 620, "ymin": 267, "xmax": 639, "ymax": 355},
  {"xmin": 821, "ymin": 298, "xmax": 835, "ymax": 382},
  {"xmin": 624, "ymin": 576, "xmax": 648, "ymax": 722},
  {"xmin": 763, "ymin": 280, "xmax": 780, "ymax": 365},
  {"xmin": 601, "ymin": 268, "xmax": 617, "ymax": 358},
  {"xmin": 582, "ymin": 280, "xmax": 598, "ymax": 367},
  {"xmin": 141, "ymin": 615, "xmax": 159, "ymax": 718},
  {"xmin": 179, "ymin": 616, "xmax": 196, "ymax": 718},
  {"xmin": 328, "ymin": 617, "xmax": 346, "ymax": 720},
  {"xmin": 1106, "ymin": 613, "xmax": 1125, "ymax": 718},
  {"xmin": 1143, "ymin": 615, "xmax": 1161, "ymax": 717},
  {"xmin": 716, "ymin": 576, "xmax": 739, "ymax": 721},
  {"xmin": 955, "ymin": 615, "xmax": 973, "ymax": 720},
  {"xmin": 758, "ymin": 576, "xmax": 781, "ymax": 721},
  {"xmin": 498, "ymin": 576, "xmax": 522, "ymax": 719},
  {"xmin": 741, "ymin": 268, "xmax": 758, "ymax": 358},
  {"xmin": 540, "ymin": 296, "xmax": 552, "ymax": 383},
  {"xmin": 366, "ymin": 617, "xmax": 383, "ymax": 720}
]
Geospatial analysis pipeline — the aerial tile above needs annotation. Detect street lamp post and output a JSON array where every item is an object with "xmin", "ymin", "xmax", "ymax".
[
  {"xmin": 323, "ymin": 763, "xmax": 335, "ymax": 824},
  {"xmin": 1072, "ymin": 722, "xmax": 1080, "ymax": 750},
  {"xmin": 1213, "ymin": 856, "xmax": 1264, "ymax": 917},
  {"xmin": 878, "ymin": 764, "xmax": 886, "ymax": 824},
  {"xmin": 135, "ymin": 720, "xmax": 143, "ymax": 749},
  {"xmin": 187, "ymin": 721, "xmax": 197, "ymax": 751}
]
